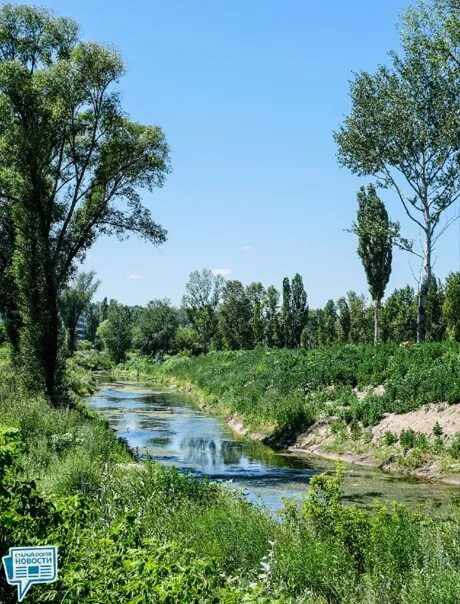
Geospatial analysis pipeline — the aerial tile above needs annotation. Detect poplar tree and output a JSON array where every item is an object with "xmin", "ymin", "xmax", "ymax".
[
  {"xmin": 263, "ymin": 285, "xmax": 281, "ymax": 347},
  {"xmin": 291, "ymin": 273, "xmax": 308, "ymax": 346},
  {"xmin": 281, "ymin": 277, "xmax": 294, "ymax": 348},
  {"xmin": 351, "ymin": 185, "xmax": 394, "ymax": 343},
  {"xmin": 335, "ymin": 1, "xmax": 460, "ymax": 342}
]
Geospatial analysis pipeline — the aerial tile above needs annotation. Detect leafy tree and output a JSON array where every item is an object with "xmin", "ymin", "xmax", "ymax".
[
  {"xmin": 381, "ymin": 287, "xmax": 417, "ymax": 343},
  {"xmin": 291, "ymin": 273, "xmax": 308, "ymax": 346},
  {"xmin": 97, "ymin": 302, "xmax": 132, "ymax": 363},
  {"xmin": 301, "ymin": 309, "xmax": 322, "ymax": 348},
  {"xmin": 85, "ymin": 302, "xmax": 100, "ymax": 343},
  {"xmin": 335, "ymin": 4, "xmax": 460, "ymax": 342},
  {"xmin": 319, "ymin": 300, "xmax": 337, "ymax": 346},
  {"xmin": 337, "ymin": 297, "xmax": 351, "ymax": 342},
  {"xmin": 218, "ymin": 280, "xmax": 253, "ymax": 350},
  {"xmin": 246, "ymin": 282, "xmax": 265, "ymax": 347},
  {"xmin": 182, "ymin": 269, "xmax": 224, "ymax": 353},
  {"xmin": 132, "ymin": 299, "xmax": 179, "ymax": 357},
  {"xmin": 100, "ymin": 297, "xmax": 109, "ymax": 323},
  {"xmin": 443, "ymin": 272, "xmax": 460, "ymax": 341},
  {"xmin": 351, "ymin": 185, "xmax": 395, "ymax": 343},
  {"xmin": 263, "ymin": 285, "xmax": 281, "ymax": 348},
  {"xmin": 60, "ymin": 271, "xmax": 100, "ymax": 354},
  {"xmin": 0, "ymin": 5, "xmax": 169, "ymax": 402},
  {"xmin": 425, "ymin": 276, "xmax": 446, "ymax": 341},
  {"xmin": 281, "ymin": 277, "xmax": 294, "ymax": 347},
  {"xmin": 174, "ymin": 326, "xmax": 200, "ymax": 355},
  {"xmin": 0, "ymin": 206, "xmax": 19, "ymax": 350},
  {"xmin": 347, "ymin": 291, "xmax": 372, "ymax": 343}
]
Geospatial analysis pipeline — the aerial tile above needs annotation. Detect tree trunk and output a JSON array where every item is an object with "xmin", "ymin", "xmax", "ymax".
[
  {"xmin": 43, "ymin": 293, "xmax": 61, "ymax": 404},
  {"xmin": 417, "ymin": 227, "xmax": 432, "ymax": 343},
  {"xmin": 373, "ymin": 298, "xmax": 380, "ymax": 344}
]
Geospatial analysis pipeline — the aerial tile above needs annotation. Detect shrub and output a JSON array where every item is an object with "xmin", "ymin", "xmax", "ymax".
[{"xmin": 384, "ymin": 430, "xmax": 397, "ymax": 446}]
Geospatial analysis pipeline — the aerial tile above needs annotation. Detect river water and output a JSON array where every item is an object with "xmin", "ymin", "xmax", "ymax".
[{"xmin": 89, "ymin": 381, "xmax": 460, "ymax": 512}]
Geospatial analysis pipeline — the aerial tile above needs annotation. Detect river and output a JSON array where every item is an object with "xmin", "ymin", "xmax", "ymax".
[{"xmin": 89, "ymin": 381, "xmax": 460, "ymax": 512}]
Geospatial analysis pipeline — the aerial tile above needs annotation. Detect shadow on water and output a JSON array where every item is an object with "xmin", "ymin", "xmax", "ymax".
[{"xmin": 89, "ymin": 380, "xmax": 460, "ymax": 512}]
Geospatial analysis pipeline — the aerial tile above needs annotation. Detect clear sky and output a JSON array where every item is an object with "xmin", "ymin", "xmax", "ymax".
[{"xmin": 15, "ymin": 0, "xmax": 460, "ymax": 307}]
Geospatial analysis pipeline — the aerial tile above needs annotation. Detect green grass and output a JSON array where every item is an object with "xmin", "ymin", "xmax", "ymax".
[
  {"xmin": 2, "ymin": 344, "xmax": 460, "ymax": 603},
  {"xmin": 126, "ymin": 343, "xmax": 460, "ymax": 440}
]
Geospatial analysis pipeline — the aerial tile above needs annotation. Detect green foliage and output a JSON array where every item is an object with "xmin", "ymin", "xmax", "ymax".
[
  {"xmin": 1, "ymin": 347, "xmax": 460, "ymax": 603},
  {"xmin": 132, "ymin": 299, "xmax": 180, "ymax": 357},
  {"xmin": 400, "ymin": 428, "xmax": 416, "ymax": 451},
  {"xmin": 0, "ymin": 320, "xmax": 7, "ymax": 345},
  {"xmin": 0, "ymin": 4, "xmax": 169, "ymax": 403},
  {"xmin": 335, "ymin": 1, "xmax": 460, "ymax": 341},
  {"xmin": 351, "ymin": 185, "xmax": 395, "ymax": 342},
  {"xmin": 443, "ymin": 272, "xmax": 460, "ymax": 341},
  {"xmin": 381, "ymin": 286, "xmax": 417, "ymax": 343},
  {"xmin": 219, "ymin": 280, "xmax": 253, "ymax": 350},
  {"xmin": 449, "ymin": 433, "xmax": 460, "ymax": 460},
  {"xmin": 383, "ymin": 431, "xmax": 397, "ymax": 446},
  {"xmin": 97, "ymin": 302, "xmax": 132, "ymax": 363},
  {"xmin": 60, "ymin": 271, "xmax": 100, "ymax": 354},
  {"xmin": 150, "ymin": 342, "xmax": 460, "ymax": 438},
  {"xmin": 182, "ymin": 269, "xmax": 224, "ymax": 353},
  {"xmin": 432, "ymin": 422, "xmax": 443, "ymax": 438}
]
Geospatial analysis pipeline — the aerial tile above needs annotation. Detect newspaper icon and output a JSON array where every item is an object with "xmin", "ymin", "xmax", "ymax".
[{"xmin": 2, "ymin": 546, "xmax": 58, "ymax": 601}]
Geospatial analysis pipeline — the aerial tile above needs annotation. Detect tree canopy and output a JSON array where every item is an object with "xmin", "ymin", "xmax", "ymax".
[{"xmin": 0, "ymin": 4, "xmax": 170, "ymax": 401}]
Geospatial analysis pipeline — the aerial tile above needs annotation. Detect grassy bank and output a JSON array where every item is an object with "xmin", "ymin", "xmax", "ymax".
[
  {"xmin": 2, "ymin": 344, "xmax": 460, "ymax": 603},
  {"xmin": 120, "ymin": 343, "xmax": 460, "ymax": 477}
]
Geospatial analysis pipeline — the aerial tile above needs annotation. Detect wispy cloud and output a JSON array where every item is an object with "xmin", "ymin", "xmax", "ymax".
[
  {"xmin": 128, "ymin": 273, "xmax": 143, "ymax": 280},
  {"xmin": 212, "ymin": 268, "xmax": 231, "ymax": 277},
  {"xmin": 241, "ymin": 245, "xmax": 253, "ymax": 252}
]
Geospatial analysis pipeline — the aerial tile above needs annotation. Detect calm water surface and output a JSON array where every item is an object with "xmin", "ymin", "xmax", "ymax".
[{"xmin": 89, "ymin": 382, "xmax": 460, "ymax": 512}]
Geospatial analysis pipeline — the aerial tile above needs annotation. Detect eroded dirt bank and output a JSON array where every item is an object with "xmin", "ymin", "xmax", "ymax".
[{"xmin": 171, "ymin": 380, "xmax": 460, "ymax": 486}]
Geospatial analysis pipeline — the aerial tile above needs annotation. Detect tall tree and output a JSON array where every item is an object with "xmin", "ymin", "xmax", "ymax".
[
  {"xmin": 381, "ymin": 286, "xmax": 417, "ymax": 343},
  {"xmin": 132, "ymin": 299, "xmax": 179, "ymax": 357},
  {"xmin": 291, "ymin": 273, "xmax": 308, "ymax": 347},
  {"xmin": 425, "ymin": 276, "xmax": 446, "ymax": 341},
  {"xmin": 85, "ymin": 302, "xmax": 100, "ymax": 343},
  {"xmin": 246, "ymin": 282, "xmax": 265, "ymax": 347},
  {"xmin": 0, "ymin": 206, "xmax": 19, "ymax": 350},
  {"xmin": 0, "ymin": 6, "xmax": 169, "ymax": 403},
  {"xmin": 350, "ymin": 185, "xmax": 394, "ymax": 343},
  {"xmin": 263, "ymin": 285, "xmax": 281, "ymax": 347},
  {"xmin": 347, "ymin": 291, "xmax": 372, "ymax": 344},
  {"xmin": 97, "ymin": 302, "xmax": 132, "ymax": 363},
  {"xmin": 320, "ymin": 300, "xmax": 337, "ymax": 346},
  {"xmin": 61, "ymin": 271, "xmax": 100, "ymax": 354},
  {"xmin": 182, "ymin": 269, "xmax": 224, "ymax": 353},
  {"xmin": 337, "ymin": 297, "xmax": 351, "ymax": 343},
  {"xmin": 443, "ymin": 272, "xmax": 460, "ymax": 341},
  {"xmin": 281, "ymin": 277, "xmax": 294, "ymax": 348},
  {"xmin": 100, "ymin": 297, "xmax": 109, "ymax": 323},
  {"xmin": 218, "ymin": 280, "xmax": 253, "ymax": 350},
  {"xmin": 335, "ymin": 4, "xmax": 460, "ymax": 342}
]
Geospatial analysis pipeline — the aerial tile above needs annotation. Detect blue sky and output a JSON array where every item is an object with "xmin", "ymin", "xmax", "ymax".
[{"xmin": 19, "ymin": 0, "xmax": 460, "ymax": 306}]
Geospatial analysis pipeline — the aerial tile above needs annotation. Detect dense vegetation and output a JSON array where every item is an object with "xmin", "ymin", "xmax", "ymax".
[
  {"xmin": 1, "ymin": 345, "xmax": 460, "ymax": 603},
  {"xmin": 1, "ymin": 1, "xmax": 460, "ymax": 602},
  {"xmin": 60, "ymin": 268, "xmax": 460, "ymax": 367},
  {"xmin": 123, "ymin": 343, "xmax": 460, "ymax": 471}
]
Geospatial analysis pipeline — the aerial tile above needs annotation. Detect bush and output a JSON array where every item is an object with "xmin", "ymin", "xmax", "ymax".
[{"xmin": 384, "ymin": 430, "xmax": 397, "ymax": 446}]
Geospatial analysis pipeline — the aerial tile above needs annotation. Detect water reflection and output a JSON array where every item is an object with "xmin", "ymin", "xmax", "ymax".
[{"xmin": 89, "ymin": 382, "xmax": 460, "ymax": 512}]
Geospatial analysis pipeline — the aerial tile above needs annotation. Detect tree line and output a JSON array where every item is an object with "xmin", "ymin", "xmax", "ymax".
[{"xmin": 60, "ymin": 268, "xmax": 460, "ymax": 363}]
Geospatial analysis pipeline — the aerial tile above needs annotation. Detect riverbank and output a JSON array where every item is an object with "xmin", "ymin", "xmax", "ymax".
[
  {"xmin": 117, "ymin": 344, "xmax": 460, "ymax": 485},
  {"xmin": 2, "ymin": 344, "xmax": 460, "ymax": 602}
]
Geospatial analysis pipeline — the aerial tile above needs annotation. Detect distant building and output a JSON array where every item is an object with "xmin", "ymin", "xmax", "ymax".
[{"xmin": 76, "ymin": 313, "xmax": 86, "ymax": 341}]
